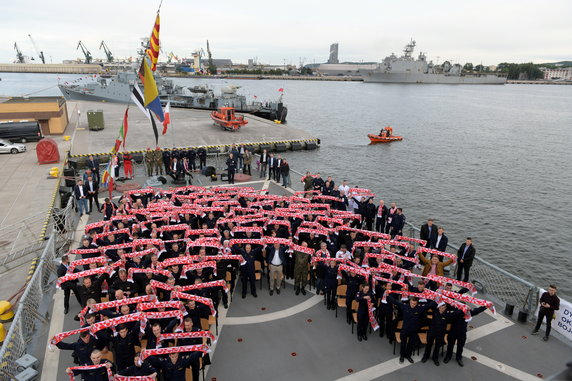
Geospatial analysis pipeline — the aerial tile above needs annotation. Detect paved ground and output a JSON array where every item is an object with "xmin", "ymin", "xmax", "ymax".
[
  {"xmin": 0, "ymin": 135, "xmax": 72, "ymax": 301},
  {"xmin": 69, "ymin": 100, "xmax": 318, "ymax": 156}
]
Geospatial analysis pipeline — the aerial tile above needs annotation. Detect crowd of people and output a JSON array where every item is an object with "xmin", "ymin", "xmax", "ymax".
[{"xmin": 61, "ymin": 158, "xmax": 560, "ymax": 380}]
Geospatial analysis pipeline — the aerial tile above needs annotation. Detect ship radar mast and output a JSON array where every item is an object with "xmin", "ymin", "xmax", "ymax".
[{"xmin": 403, "ymin": 39, "xmax": 416, "ymax": 60}]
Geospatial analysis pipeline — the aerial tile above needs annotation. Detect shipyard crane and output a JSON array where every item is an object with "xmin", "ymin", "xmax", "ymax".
[
  {"xmin": 99, "ymin": 41, "xmax": 114, "ymax": 63},
  {"xmin": 206, "ymin": 40, "xmax": 216, "ymax": 74},
  {"xmin": 14, "ymin": 43, "xmax": 25, "ymax": 63},
  {"xmin": 28, "ymin": 34, "xmax": 45, "ymax": 64},
  {"xmin": 77, "ymin": 41, "xmax": 93, "ymax": 64}
]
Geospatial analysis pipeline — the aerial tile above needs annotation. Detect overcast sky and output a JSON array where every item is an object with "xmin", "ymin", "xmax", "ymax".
[{"xmin": 2, "ymin": 0, "xmax": 571, "ymax": 66}]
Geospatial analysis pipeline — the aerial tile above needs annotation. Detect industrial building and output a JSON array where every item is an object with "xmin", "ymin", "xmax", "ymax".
[{"xmin": 0, "ymin": 96, "xmax": 69, "ymax": 135}]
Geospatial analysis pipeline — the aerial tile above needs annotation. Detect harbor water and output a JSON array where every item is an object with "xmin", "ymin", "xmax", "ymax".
[{"xmin": 1, "ymin": 73, "xmax": 571, "ymax": 297}]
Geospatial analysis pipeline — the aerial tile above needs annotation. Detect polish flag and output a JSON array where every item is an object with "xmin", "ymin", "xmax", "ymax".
[{"xmin": 162, "ymin": 102, "xmax": 171, "ymax": 135}]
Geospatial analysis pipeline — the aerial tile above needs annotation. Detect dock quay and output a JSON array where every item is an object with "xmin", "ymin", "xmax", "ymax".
[
  {"xmin": 0, "ymin": 63, "xmax": 103, "ymax": 74},
  {"xmin": 67, "ymin": 100, "xmax": 320, "ymax": 160}
]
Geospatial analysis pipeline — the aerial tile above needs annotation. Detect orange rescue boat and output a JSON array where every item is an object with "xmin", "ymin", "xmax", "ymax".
[
  {"xmin": 211, "ymin": 107, "xmax": 248, "ymax": 131},
  {"xmin": 368, "ymin": 126, "xmax": 403, "ymax": 143}
]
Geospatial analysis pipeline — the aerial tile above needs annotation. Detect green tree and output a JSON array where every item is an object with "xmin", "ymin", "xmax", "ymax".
[
  {"xmin": 475, "ymin": 64, "xmax": 485, "ymax": 72},
  {"xmin": 463, "ymin": 63, "xmax": 473, "ymax": 71}
]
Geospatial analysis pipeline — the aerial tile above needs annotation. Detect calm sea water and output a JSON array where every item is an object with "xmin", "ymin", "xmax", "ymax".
[{"xmin": 2, "ymin": 73, "xmax": 571, "ymax": 297}]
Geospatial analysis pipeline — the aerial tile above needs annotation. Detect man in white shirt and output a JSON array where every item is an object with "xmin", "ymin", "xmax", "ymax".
[
  {"xmin": 338, "ymin": 180, "xmax": 350, "ymax": 196},
  {"xmin": 335, "ymin": 244, "xmax": 353, "ymax": 260}
]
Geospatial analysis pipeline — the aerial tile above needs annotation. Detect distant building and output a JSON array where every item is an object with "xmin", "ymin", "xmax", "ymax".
[
  {"xmin": 328, "ymin": 43, "xmax": 339, "ymax": 64},
  {"xmin": 541, "ymin": 67, "xmax": 572, "ymax": 81},
  {"xmin": 201, "ymin": 59, "xmax": 233, "ymax": 68},
  {"xmin": 316, "ymin": 63, "xmax": 377, "ymax": 76}
]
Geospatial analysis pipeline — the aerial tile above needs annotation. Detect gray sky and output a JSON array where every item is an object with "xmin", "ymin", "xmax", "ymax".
[{"xmin": 2, "ymin": 0, "xmax": 571, "ymax": 65}]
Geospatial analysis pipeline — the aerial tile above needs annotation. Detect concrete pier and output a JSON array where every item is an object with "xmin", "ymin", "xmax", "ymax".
[{"xmin": 68, "ymin": 100, "xmax": 320, "ymax": 157}]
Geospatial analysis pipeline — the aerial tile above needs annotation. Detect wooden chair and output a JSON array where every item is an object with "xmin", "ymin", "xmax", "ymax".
[
  {"xmin": 351, "ymin": 300, "xmax": 359, "ymax": 334},
  {"xmin": 417, "ymin": 332, "xmax": 427, "ymax": 356},
  {"xmin": 254, "ymin": 261, "xmax": 263, "ymax": 290},
  {"xmin": 200, "ymin": 318, "xmax": 210, "ymax": 331},
  {"xmin": 208, "ymin": 314, "xmax": 218, "ymax": 335},
  {"xmin": 392, "ymin": 320, "xmax": 403, "ymax": 354},
  {"xmin": 102, "ymin": 350, "xmax": 114, "ymax": 362},
  {"xmin": 225, "ymin": 271, "xmax": 233, "ymax": 302},
  {"xmin": 393, "ymin": 332, "xmax": 402, "ymax": 355},
  {"xmin": 335, "ymin": 284, "xmax": 347, "ymax": 318}
]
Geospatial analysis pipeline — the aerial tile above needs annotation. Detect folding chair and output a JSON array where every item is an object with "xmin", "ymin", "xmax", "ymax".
[{"xmin": 335, "ymin": 284, "xmax": 347, "ymax": 318}]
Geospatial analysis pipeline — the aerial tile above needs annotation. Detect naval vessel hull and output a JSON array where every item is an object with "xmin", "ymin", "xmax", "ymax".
[
  {"xmin": 361, "ymin": 71, "xmax": 507, "ymax": 84},
  {"xmin": 58, "ymin": 84, "xmax": 130, "ymax": 103}
]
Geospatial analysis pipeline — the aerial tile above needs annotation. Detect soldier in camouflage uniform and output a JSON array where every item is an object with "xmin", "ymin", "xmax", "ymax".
[
  {"xmin": 294, "ymin": 241, "xmax": 311, "ymax": 295},
  {"xmin": 153, "ymin": 147, "xmax": 163, "ymax": 175},
  {"xmin": 144, "ymin": 148, "xmax": 154, "ymax": 176}
]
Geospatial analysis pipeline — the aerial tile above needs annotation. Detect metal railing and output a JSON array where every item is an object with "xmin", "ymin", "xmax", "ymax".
[
  {"xmin": 402, "ymin": 222, "xmax": 539, "ymax": 315},
  {"xmin": 0, "ymin": 198, "xmax": 78, "ymax": 380},
  {"xmin": 288, "ymin": 168, "xmax": 539, "ymax": 316}
]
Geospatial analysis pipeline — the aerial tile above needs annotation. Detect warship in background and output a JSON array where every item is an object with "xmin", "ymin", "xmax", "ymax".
[
  {"xmin": 58, "ymin": 72, "xmax": 288, "ymax": 123},
  {"xmin": 360, "ymin": 40, "xmax": 507, "ymax": 84}
]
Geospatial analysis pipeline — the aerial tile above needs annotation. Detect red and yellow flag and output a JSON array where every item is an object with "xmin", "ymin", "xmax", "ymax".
[{"xmin": 146, "ymin": 13, "xmax": 160, "ymax": 71}]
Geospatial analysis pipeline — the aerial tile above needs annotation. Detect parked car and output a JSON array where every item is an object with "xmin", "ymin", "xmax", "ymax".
[
  {"xmin": 0, "ymin": 138, "xmax": 26, "ymax": 154},
  {"xmin": 0, "ymin": 121, "xmax": 43, "ymax": 143}
]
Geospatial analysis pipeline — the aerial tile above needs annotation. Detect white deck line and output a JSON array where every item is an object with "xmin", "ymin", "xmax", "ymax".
[
  {"xmin": 222, "ymin": 295, "xmax": 324, "ymax": 325},
  {"xmin": 334, "ymin": 310, "xmax": 532, "ymax": 381},
  {"xmin": 41, "ymin": 215, "xmax": 88, "ymax": 379}
]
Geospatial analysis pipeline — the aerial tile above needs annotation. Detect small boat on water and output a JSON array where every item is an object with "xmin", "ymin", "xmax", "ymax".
[
  {"xmin": 368, "ymin": 126, "xmax": 403, "ymax": 143},
  {"xmin": 210, "ymin": 107, "xmax": 248, "ymax": 131}
]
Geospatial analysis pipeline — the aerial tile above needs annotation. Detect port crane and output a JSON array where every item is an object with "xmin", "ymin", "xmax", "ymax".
[
  {"xmin": 14, "ymin": 43, "xmax": 25, "ymax": 63},
  {"xmin": 77, "ymin": 41, "xmax": 93, "ymax": 64},
  {"xmin": 206, "ymin": 40, "xmax": 215, "ymax": 74},
  {"xmin": 28, "ymin": 34, "xmax": 45, "ymax": 64},
  {"xmin": 99, "ymin": 41, "xmax": 114, "ymax": 63}
]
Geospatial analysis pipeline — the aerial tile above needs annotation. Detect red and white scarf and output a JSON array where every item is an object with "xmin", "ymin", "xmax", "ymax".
[
  {"xmin": 157, "ymin": 330, "xmax": 216, "ymax": 347},
  {"xmin": 140, "ymin": 344, "xmax": 210, "ymax": 361},
  {"xmin": 170, "ymin": 291, "xmax": 217, "ymax": 316},
  {"xmin": 67, "ymin": 364, "xmax": 114, "ymax": 381}
]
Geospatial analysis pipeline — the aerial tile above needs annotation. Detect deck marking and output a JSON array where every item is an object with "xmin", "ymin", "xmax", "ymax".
[
  {"xmin": 463, "ymin": 349, "xmax": 539, "ymax": 381},
  {"xmin": 223, "ymin": 295, "xmax": 323, "ymax": 325},
  {"xmin": 42, "ymin": 216, "xmax": 87, "ymax": 378},
  {"xmin": 334, "ymin": 311, "xmax": 525, "ymax": 381}
]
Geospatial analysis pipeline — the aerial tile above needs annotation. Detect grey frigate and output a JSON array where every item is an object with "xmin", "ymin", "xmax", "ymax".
[
  {"xmin": 360, "ymin": 40, "xmax": 507, "ymax": 84},
  {"xmin": 58, "ymin": 72, "xmax": 288, "ymax": 123}
]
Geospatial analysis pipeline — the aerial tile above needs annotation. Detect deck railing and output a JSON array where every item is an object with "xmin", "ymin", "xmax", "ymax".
[{"xmin": 0, "ymin": 197, "xmax": 78, "ymax": 380}]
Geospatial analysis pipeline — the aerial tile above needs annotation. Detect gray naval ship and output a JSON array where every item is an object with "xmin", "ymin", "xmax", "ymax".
[
  {"xmin": 360, "ymin": 40, "xmax": 507, "ymax": 84},
  {"xmin": 58, "ymin": 71, "xmax": 288, "ymax": 123}
]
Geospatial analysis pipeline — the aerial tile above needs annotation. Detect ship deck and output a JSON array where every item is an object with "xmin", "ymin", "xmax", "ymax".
[
  {"xmin": 66, "ymin": 100, "xmax": 318, "ymax": 157},
  {"xmin": 39, "ymin": 177, "xmax": 571, "ymax": 380}
]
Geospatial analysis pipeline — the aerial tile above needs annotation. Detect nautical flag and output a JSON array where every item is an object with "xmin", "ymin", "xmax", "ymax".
[
  {"xmin": 143, "ymin": 59, "xmax": 165, "ymax": 122},
  {"xmin": 278, "ymin": 88, "xmax": 284, "ymax": 92},
  {"xmin": 162, "ymin": 102, "xmax": 171, "ymax": 135},
  {"xmin": 131, "ymin": 84, "xmax": 150, "ymax": 120},
  {"xmin": 120, "ymin": 108, "xmax": 129, "ymax": 148},
  {"xmin": 146, "ymin": 13, "xmax": 160, "ymax": 71},
  {"xmin": 112, "ymin": 139, "xmax": 122, "ymax": 154},
  {"xmin": 150, "ymin": 113, "xmax": 159, "ymax": 145}
]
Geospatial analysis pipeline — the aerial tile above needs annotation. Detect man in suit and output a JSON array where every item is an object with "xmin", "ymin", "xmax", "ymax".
[
  {"xmin": 419, "ymin": 252, "xmax": 453, "ymax": 277},
  {"xmin": 432, "ymin": 227, "xmax": 448, "ymax": 252},
  {"xmin": 57, "ymin": 255, "xmax": 82, "ymax": 314},
  {"xmin": 389, "ymin": 208, "xmax": 405, "ymax": 237},
  {"xmin": 259, "ymin": 149, "xmax": 268, "ymax": 178},
  {"xmin": 167, "ymin": 157, "xmax": 182, "ymax": 181},
  {"xmin": 267, "ymin": 153, "xmax": 276, "ymax": 180},
  {"xmin": 74, "ymin": 180, "xmax": 89, "ymax": 216},
  {"xmin": 456, "ymin": 238, "xmax": 475, "ymax": 282},
  {"xmin": 85, "ymin": 176, "xmax": 100, "ymax": 214},
  {"xmin": 375, "ymin": 200, "xmax": 388, "ymax": 233},
  {"xmin": 86, "ymin": 155, "xmax": 100, "ymax": 183},
  {"xmin": 273, "ymin": 154, "xmax": 282, "ymax": 183},
  {"xmin": 226, "ymin": 153, "xmax": 237, "ymax": 184},
  {"xmin": 420, "ymin": 219, "xmax": 438, "ymax": 247}
]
